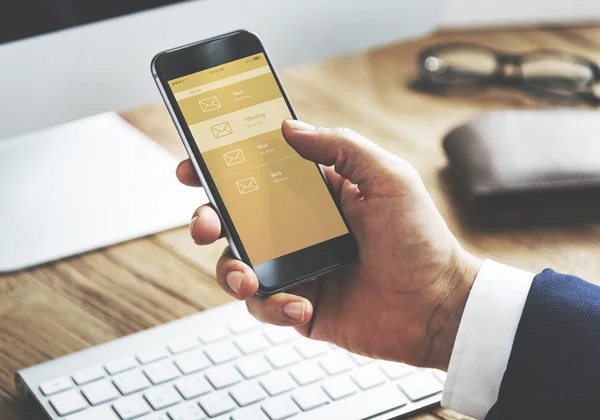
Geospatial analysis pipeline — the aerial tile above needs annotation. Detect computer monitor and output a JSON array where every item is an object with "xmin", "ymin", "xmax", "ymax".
[{"xmin": 0, "ymin": 0, "xmax": 440, "ymax": 272}]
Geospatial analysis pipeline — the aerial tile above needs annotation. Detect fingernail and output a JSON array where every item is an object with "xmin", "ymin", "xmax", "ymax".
[
  {"xmin": 190, "ymin": 216, "xmax": 198, "ymax": 237},
  {"xmin": 226, "ymin": 271, "xmax": 244, "ymax": 294},
  {"xmin": 283, "ymin": 302, "xmax": 305, "ymax": 321},
  {"xmin": 286, "ymin": 119, "xmax": 316, "ymax": 132}
]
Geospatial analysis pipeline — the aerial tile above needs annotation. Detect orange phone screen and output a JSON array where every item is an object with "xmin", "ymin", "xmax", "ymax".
[{"xmin": 169, "ymin": 54, "xmax": 348, "ymax": 265}]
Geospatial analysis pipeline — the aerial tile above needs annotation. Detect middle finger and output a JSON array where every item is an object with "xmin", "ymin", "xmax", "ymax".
[{"xmin": 216, "ymin": 247, "xmax": 259, "ymax": 299}]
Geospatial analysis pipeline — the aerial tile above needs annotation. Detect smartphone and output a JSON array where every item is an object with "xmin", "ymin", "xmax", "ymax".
[{"xmin": 151, "ymin": 30, "xmax": 357, "ymax": 295}]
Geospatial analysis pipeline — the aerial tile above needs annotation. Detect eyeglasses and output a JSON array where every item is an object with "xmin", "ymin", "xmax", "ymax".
[{"xmin": 411, "ymin": 43, "xmax": 600, "ymax": 104}]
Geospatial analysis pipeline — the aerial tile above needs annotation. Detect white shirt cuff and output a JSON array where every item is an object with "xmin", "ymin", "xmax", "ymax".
[{"xmin": 441, "ymin": 260, "xmax": 535, "ymax": 419}]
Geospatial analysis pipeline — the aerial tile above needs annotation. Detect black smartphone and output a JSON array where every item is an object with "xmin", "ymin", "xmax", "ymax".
[{"xmin": 151, "ymin": 30, "xmax": 357, "ymax": 295}]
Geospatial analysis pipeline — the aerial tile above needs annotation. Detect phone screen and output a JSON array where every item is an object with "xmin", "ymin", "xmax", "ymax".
[{"xmin": 168, "ymin": 53, "xmax": 349, "ymax": 266}]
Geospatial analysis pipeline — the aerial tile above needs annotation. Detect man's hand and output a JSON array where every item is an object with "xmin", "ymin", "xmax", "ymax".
[{"xmin": 176, "ymin": 120, "xmax": 481, "ymax": 370}]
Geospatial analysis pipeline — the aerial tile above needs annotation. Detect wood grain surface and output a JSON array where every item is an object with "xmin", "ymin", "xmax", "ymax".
[{"xmin": 2, "ymin": 25, "xmax": 600, "ymax": 420}]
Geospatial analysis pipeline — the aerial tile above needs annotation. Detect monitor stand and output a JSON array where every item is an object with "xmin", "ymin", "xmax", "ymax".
[{"xmin": 0, "ymin": 112, "xmax": 205, "ymax": 272}]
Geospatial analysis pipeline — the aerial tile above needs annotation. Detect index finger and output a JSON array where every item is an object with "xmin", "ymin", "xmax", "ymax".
[{"xmin": 176, "ymin": 159, "xmax": 202, "ymax": 187}]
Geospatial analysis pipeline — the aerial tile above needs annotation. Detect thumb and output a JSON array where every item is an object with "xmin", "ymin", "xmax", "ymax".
[{"xmin": 282, "ymin": 119, "xmax": 393, "ymax": 198}]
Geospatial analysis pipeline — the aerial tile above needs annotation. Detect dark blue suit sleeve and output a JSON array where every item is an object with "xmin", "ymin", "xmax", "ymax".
[{"xmin": 486, "ymin": 269, "xmax": 600, "ymax": 419}]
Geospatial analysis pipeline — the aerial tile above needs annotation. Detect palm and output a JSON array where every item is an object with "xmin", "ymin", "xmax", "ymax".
[{"xmin": 291, "ymin": 177, "xmax": 458, "ymax": 367}]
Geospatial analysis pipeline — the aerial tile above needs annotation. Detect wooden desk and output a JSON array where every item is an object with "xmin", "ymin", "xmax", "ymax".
[{"xmin": 2, "ymin": 25, "xmax": 600, "ymax": 420}]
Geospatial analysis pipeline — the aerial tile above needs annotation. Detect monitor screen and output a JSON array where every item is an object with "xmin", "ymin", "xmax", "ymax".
[{"xmin": 0, "ymin": 0, "xmax": 192, "ymax": 44}]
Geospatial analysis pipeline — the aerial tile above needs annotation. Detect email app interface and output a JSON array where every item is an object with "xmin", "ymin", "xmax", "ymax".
[{"xmin": 169, "ymin": 54, "xmax": 348, "ymax": 265}]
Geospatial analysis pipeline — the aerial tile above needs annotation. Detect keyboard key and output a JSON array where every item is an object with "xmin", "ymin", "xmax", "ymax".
[
  {"xmin": 105, "ymin": 356, "xmax": 138, "ymax": 375},
  {"xmin": 236, "ymin": 355, "xmax": 272, "ymax": 379},
  {"xmin": 230, "ymin": 381, "xmax": 267, "ymax": 406},
  {"xmin": 288, "ymin": 362, "xmax": 326, "ymax": 385},
  {"xmin": 303, "ymin": 383, "xmax": 407, "ymax": 419},
  {"xmin": 321, "ymin": 376, "xmax": 358, "ymax": 401},
  {"xmin": 234, "ymin": 331, "xmax": 270, "ymax": 354},
  {"xmin": 40, "ymin": 376, "xmax": 73, "ymax": 396},
  {"xmin": 113, "ymin": 395, "xmax": 152, "ymax": 419},
  {"xmin": 168, "ymin": 337, "xmax": 200, "ymax": 355},
  {"xmin": 65, "ymin": 404, "xmax": 120, "ymax": 420},
  {"xmin": 168, "ymin": 402, "xmax": 207, "ymax": 420},
  {"xmin": 319, "ymin": 352, "xmax": 355, "ymax": 375},
  {"xmin": 262, "ymin": 396, "xmax": 299, "ymax": 420},
  {"xmin": 294, "ymin": 340, "xmax": 329, "ymax": 359},
  {"xmin": 139, "ymin": 414, "xmax": 170, "ymax": 420},
  {"xmin": 198, "ymin": 391, "xmax": 237, "ymax": 417},
  {"xmin": 264, "ymin": 345, "xmax": 301, "ymax": 369},
  {"xmin": 81, "ymin": 379, "xmax": 120, "ymax": 405},
  {"xmin": 259, "ymin": 371, "xmax": 297, "ymax": 396},
  {"xmin": 72, "ymin": 365, "xmax": 107, "ymax": 385},
  {"xmin": 49, "ymin": 389, "xmax": 88, "ymax": 416},
  {"xmin": 292, "ymin": 385, "xmax": 330, "ymax": 411},
  {"xmin": 229, "ymin": 317, "xmax": 261, "ymax": 334},
  {"xmin": 204, "ymin": 341, "xmax": 241, "ymax": 364},
  {"xmin": 379, "ymin": 361, "xmax": 417, "ymax": 379},
  {"xmin": 397, "ymin": 371, "xmax": 443, "ymax": 401},
  {"xmin": 175, "ymin": 373, "xmax": 213, "ymax": 400},
  {"xmin": 351, "ymin": 365, "xmax": 387, "ymax": 390},
  {"xmin": 198, "ymin": 326, "xmax": 230, "ymax": 344},
  {"xmin": 113, "ymin": 370, "xmax": 151, "ymax": 395},
  {"xmin": 263, "ymin": 326, "xmax": 298, "ymax": 345},
  {"xmin": 205, "ymin": 365, "xmax": 243, "ymax": 389},
  {"xmin": 173, "ymin": 349, "xmax": 212, "ymax": 375},
  {"xmin": 144, "ymin": 359, "xmax": 181, "ymax": 385},
  {"xmin": 349, "ymin": 353, "xmax": 375, "ymax": 366},
  {"xmin": 144, "ymin": 384, "xmax": 182, "ymax": 410},
  {"xmin": 231, "ymin": 406, "xmax": 269, "ymax": 420},
  {"xmin": 137, "ymin": 346, "xmax": 169, "ymax": 364}
]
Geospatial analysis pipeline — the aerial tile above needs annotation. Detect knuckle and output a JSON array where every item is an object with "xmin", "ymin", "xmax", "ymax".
[
  {"xmin": 396, "ymin": 158, "xmax": 421, "ymax": 183},
  {"xmin": 221, "ymin": 246, "xmax": 232, "ymax": 257},
  {"xmin": 245, "ymin": 300, "xmax": 258, "ymax": 317},
  {"xmin": 329, "ymin": 127, "xmax": 356, "ymax": 142},
  {"xmin": 335, "ymin": 146, "xmax": 351, "ymax": 177},
  {"xmin": 310, "ymin": 126, "xmax": 327, "ymax": 140},
  {"xmin": 216, "ymin": 251, "xmax": 232, "ymax": 270},
  {"xmin": 192, "ymin": 204, "xmax": 208, "ymax": 218},
  {"xmin": 338, "ymin": 127, "xmax": 357, "ymax": 139},
  {"xmin": 246, "ymin": 298, "xmax": 267, "ymax": 322}
]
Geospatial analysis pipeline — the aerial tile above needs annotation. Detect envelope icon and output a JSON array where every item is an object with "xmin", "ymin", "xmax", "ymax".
[
  {"xmin": 236, "ymin": 177, "xmax": 259, "ymax": 194},
  {"xmin": 223, "ymin": 149, "xmax": 245, "ymax": 166},
  {"xmin": 199, "ymin": 96, "xmax": 221, "ymax": 113},
  {"xmin": 211, "ymin": 122, "xmax": 233, "ymax": 138}
]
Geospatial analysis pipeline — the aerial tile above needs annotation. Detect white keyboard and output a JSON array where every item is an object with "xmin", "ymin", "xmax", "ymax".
[{"xmin": 16, "ymin": 302, "xmax": 445, "ymax": 420}]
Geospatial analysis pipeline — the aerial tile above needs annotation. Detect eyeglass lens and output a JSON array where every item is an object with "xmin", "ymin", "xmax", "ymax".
[
  {"xmin": 423, "ymin": 46, "xmax": 595, "ymax": 95},
  {"xmin": 424, "ymin": 47, "xmax": 496, "ymax": 84},
  {"xmin": 521, "ymin": 55, "xmax": 594, "ymax": 94}
]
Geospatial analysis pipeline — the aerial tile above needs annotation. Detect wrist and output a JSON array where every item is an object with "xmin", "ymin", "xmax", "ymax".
[{"xmin": 426, "ymin": 248, "xmax": 482, "ymax": 370}]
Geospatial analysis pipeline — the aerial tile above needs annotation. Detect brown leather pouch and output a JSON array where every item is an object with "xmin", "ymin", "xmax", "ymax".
[{"xmin": 443, "ymin": 110, "xmax": 600, "ymax": 227}]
